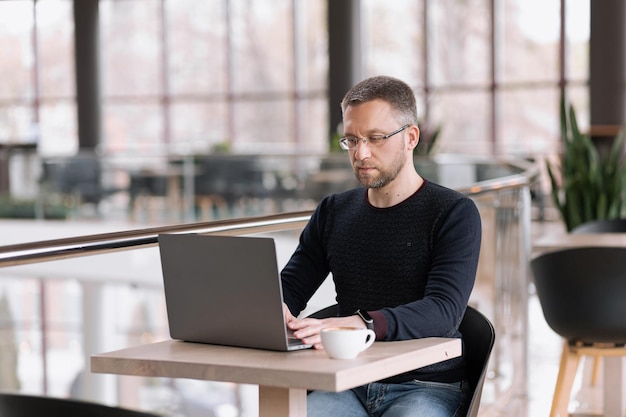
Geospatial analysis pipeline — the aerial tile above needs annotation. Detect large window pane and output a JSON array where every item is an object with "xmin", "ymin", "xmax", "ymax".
[
  {"xmin": 0, "ymin": 105, "xmax": 33, "ymax": 143},
  {"xmin": 103, "ymin": 103, "xmax": 163, "ymax": 155},
  {"xmin": 36, "ymin": 0, "xmax": 74, "ymax": 99},
  {"xmin": 363, "ymin": 0, "xmax": 423, "ymax": 84},
  {"xmin": 566, "ymin": 0, "xmax": 589, "ymax": 81},
  {"xmin": 232, "ymin": 100, "xmax": 291, "ymax": 153},
  {"xmin": 166, "ymin": 0, "xmax": 227, "ymax": 95},
  {"xmin": 230, "ymin": 0, "xmax": 292, "ymax": 94},
  {"xmin": 170, "ymin": 102, "xmax": 228, "ymax": 154},
  {"xmin": 0, "ymin": 1, "xmax": 34, "ymax": 100},
  {"xmin": 501, "ymin": 0, "xmax": 560, "ymax": 83},
  {"xmin": 101, "ymin": 0, "xmax": 162, "ymax": 97},
  {"xmin": 430, "ymin": 0, "xmax": 490, "ymax": 86},
  {"xmin": 298, "ymin": 0, "xmax": 327, "ymax": 91},
  {"xmin": 498, "ymin": 88, "xmax": 560, "ymax": 157},
  {"xmin": 430, "ymin": 92, "xmax": 491, "ymax": 155},
  {"xmin": 297, "ymin": 97, "xmax": 327, "ymax": 154},
  {"xmin": 38, "ymin": 101, "xmax": 77, "ymax": 156}
]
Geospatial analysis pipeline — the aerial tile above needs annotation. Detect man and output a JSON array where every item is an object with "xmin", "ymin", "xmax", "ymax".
[{"xmin": 281, "ymin": 75, "xmax": 482, "ymax": 417}]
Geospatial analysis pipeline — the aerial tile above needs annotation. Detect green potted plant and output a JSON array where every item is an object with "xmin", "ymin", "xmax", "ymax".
[{"xmin": 546, "ymin": 94, "xmax": 626, "ymax": 232}]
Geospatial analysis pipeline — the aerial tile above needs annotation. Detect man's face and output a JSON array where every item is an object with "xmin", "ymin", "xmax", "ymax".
[{"xmin": 342, "ymin": 99, "xmax": 410, "ymax": 189}]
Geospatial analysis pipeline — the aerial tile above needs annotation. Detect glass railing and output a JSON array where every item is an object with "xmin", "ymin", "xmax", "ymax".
[{"xmin": 0, "ymin": 154, "xmax": 538, "ymax": 416}]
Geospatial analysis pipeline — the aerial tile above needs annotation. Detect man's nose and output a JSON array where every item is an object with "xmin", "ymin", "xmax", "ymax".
[{"xmin": 353, "ymin": 140, "xmax": 372, "ymax": 160}]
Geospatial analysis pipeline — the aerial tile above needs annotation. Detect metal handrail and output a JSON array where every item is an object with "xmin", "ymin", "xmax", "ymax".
[
  {"xmin": 0, "ymin": 160, "xmax": 539, "ymax": 269},
  {"xmin": 0, "ymin": 211, "xmax": 311, "ymax": 268}
]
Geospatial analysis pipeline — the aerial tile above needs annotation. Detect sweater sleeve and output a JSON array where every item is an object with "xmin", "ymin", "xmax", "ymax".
[
  {"xmin": 280, "ymin": 200, "xmax": 332, "ymax": 316},
  {"xmin": 379, "ymin": 197, "xmax": 482, "ymax": 340}
]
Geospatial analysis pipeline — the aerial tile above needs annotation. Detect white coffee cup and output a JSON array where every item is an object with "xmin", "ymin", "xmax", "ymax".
[{"xmin": 320, "ymin": 326, "xmax": 376, "ymax": 359}]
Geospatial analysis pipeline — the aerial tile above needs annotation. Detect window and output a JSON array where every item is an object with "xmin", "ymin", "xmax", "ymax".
[
  {"xmin": 362, "ymin": 0, "xmax": 589, "ymax": 157},
  {"xmin": 0, "ymin": 0, "xmax": 589, "ymax": 158}
]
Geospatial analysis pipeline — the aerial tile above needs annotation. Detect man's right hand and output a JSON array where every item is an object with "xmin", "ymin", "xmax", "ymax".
[
  {"xmin": 283, "ymin": 302, "xmax": 368, "ymax": 349},
  {"xmin": 283, "ymin": 302, "xmax": 296, "ymax": 324}
]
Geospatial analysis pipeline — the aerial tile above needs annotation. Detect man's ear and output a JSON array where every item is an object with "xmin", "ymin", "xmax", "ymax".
[{"xmin": 407, "ymin": 125, "xmax": 420, "ymax": 150}]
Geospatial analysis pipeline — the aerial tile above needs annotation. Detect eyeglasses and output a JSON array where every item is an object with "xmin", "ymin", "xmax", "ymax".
[{"xmin": 338, "ymin": 124, "xmax": 410, "ymax": 150}]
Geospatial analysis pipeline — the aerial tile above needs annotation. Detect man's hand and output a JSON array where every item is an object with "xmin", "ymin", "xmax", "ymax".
[
  {"xmin": 282, "ymin": 303, "xmax": 296, "ymax": 325},
  {"xmin": 283, "ymin": 303, "xmax": 368, "ymax": 349}
]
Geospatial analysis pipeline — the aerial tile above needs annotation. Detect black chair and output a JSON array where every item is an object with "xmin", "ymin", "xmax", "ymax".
[
  {"xmin": 460, "ymin": 306, "xmax": 495, "ymax": 417},
  {"xmin": 40, "ymin": 153, "xmax": 124, "ymax": 215},
  {"xmin": 308, "ymin": 304, "xmax": 495, "ymax": 417},
  {"xmin": 40, "ymin": 154, "xmax": 103, "ymax": 205},
  {"xmin": 570, "ymin": 218, "xmax": 626, "ymax": 386},
  {"xmin": 193, "ymin": 155, "xmax": 268, "ymax": 218},
  {"xmin": 571, "ymin": 218, "xmax": 626, "ymax": 234},
  {"xmin": 0, "ymin": 393, "xmax": 158, "ymax": 417},
  {"xmin": 128, "ymin": 170, "xmax": 171, "ymax": 221},
  {"xmin": 306, "ymin": 303, "xmax": 339, "ymax": 319},
  {"xmin": 530, "ymin": 247, "xmax": 626, "ymax": 417},
  {"xmin": 193, "ymin": 156, "xmax": 231, "ymax": 219}
]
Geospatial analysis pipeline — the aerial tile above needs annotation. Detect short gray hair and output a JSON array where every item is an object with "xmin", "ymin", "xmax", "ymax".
[{"xmin": 340, "ymin": 75, "xmax": 418, "ymax": 125}]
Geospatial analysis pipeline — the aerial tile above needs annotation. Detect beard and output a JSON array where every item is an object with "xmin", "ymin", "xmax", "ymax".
[{"xmin": 353, "ymin": 148, "xmax": 407, "ymax": 189}]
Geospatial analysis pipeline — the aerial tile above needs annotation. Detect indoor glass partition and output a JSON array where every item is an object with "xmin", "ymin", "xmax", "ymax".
[{"xmin": 0, "ymin": 158, "xmax": 537, "ymax": 417}]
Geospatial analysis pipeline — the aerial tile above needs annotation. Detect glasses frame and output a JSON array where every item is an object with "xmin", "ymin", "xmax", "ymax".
[{"xmin": 338, "ymin": 124, "xmax": 411, "ymax": 150}]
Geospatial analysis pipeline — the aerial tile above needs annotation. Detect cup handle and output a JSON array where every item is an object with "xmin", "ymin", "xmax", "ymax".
[{"xmin": 362, "ymin": 329, "xmax": 376, "ymax": 351}]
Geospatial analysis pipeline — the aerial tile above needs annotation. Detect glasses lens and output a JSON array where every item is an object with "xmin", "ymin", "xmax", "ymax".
[
  {"xmin": 341, "ymin": 137, "xmax": 357, "ymax": 149},
  {"xmin": 367, "ymin": 136, "xmax": 385, "ymax": 146}
]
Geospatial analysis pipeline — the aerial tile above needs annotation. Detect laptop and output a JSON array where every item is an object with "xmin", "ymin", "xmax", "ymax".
[{"xmin": 157, "ymin": 233, "xmax": 312, "ymax": 351}]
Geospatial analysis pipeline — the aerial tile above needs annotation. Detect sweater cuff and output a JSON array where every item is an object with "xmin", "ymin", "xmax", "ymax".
[{"xmin": 369, "ymin": 310, "xmax": 387, "ymax": 340}]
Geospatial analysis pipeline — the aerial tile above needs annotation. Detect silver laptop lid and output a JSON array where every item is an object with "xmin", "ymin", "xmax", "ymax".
[{"xmin": 158, "ymin": 233, "xmax": 308, "ymax": 351}]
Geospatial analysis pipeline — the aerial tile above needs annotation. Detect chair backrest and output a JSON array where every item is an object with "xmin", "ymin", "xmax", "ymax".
[
  {"xmin": 308, "ymin": 304, "xmax": 495, "ymax": 417},
  {"xmin": 307, "ymin": 303, "xmax": 340, "ymax": 319},
  {"xmin": 193, "ymin": 155, "xmax": 266, "ymax": 201},
  {"xmin": 571, "ymin": 218, "xmax": 626, "ymax": 234},
  {"xmin": 0, "ymin": 393, "xmax": 158, "ymax": 417},
  {"xmin": 459, "ymin": 305, "xmax": 496, "ymax": 417},
  {"xmin": 41, "ymin": 154, "xmax": 103, "ymax": 204},
  {"xmin": 531, "ymin": 247, "xmax": 626, "ymax": 344}
]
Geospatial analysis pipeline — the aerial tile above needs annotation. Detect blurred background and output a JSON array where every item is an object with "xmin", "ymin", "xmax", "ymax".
[{"xmin": 1, "ymin": 1, "xmax": 622, "ymax": 416}]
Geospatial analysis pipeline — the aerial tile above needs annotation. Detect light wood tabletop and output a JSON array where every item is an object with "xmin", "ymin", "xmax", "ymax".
[
  {"xmin": 533, "ymin": 232, "xmax": 626, "ymax": 253},
  {"xmin": 91, "ymin": 337, "xmax": 461, "ymax": 417}
]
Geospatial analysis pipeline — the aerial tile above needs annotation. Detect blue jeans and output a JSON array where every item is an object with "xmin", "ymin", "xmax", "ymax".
[{"xmin": 307, "ymin": 380, "xmax": 470, "ymax": 417}]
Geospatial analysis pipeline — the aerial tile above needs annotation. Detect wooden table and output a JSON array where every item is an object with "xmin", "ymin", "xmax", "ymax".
[
  {"xmin": 533, "ymin": 231, "xmax": 626, "ymax": 417},
  {"xmin": 129, "ymin": 164, "xmax": 198, "ymax": 223},
  {"xmin": 533, "ymin": 232, "xmax": 626, "ymax": 254},
  {"xmin": 91, "ymin": 338, "xmax": 461, "ymax": 417}
]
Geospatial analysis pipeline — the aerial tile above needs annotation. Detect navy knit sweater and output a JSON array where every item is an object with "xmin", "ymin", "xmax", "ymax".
[{"xmin": 281, "ymin": 180, "xmax": 482, "ymax": 383}]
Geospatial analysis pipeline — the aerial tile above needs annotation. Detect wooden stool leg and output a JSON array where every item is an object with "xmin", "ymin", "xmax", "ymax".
[
  {"xmin": 197, "ymin": 197, "xmax": 212, "ymax": 221},
  {"xmin": 196, "ymin": 195, "xmax": 229, "ymax": 220},
  {"xmin": 550, "ymin": 341, "xmax": 581, "ymax": 417},
  {"xmin": 590, "ymin": 354, "xmax": 601, "ymax": 386},
  {"xmin": 214, "ymin": 195, "xmax": 228, "ymax": 219}
]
